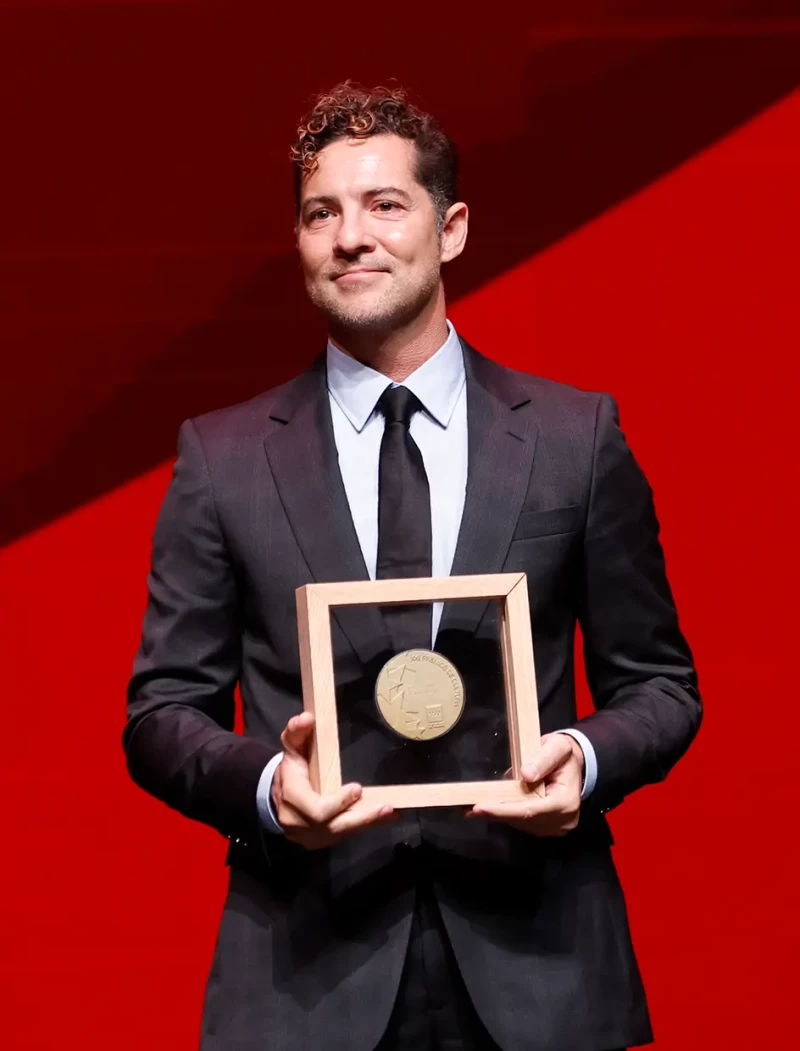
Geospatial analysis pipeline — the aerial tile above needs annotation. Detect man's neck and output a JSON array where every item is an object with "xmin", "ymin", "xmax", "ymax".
[{"xmin": 328, "ymin": 291, "xmax": 449, "ymax": 383}]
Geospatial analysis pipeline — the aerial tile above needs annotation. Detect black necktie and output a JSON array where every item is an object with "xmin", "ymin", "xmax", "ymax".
[{"xmin": 376, "ymin": 386, "xmax": 433, "ymax": 653}]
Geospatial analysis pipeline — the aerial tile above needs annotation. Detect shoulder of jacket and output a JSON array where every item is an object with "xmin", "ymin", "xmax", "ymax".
[
  {"xmin": 185, "ymin": 370, "xmax": 311, "ymax": 446},
  {"xmin": 476, "ymin": 353, "xmax": 610, "ymax": 420},
  {"xmin": 463, "ymin": 340, "xmax": 609, "ymax": 417},
  {"xmin": 519, "ymin": 370, "xmax": 609, "ymax": 411}
]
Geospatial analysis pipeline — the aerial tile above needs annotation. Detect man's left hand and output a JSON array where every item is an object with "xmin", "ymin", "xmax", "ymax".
[{"xmin": 465, "ymin": 733, "xmax": 584, "ymax": 836}]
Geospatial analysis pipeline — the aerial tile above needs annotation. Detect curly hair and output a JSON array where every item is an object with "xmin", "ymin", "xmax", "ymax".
[{"xmin": 290, "ymin": 82, "xmax": 458, "ymax": 223}]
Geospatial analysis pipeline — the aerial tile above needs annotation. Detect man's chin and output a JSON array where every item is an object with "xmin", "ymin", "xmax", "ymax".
[
  {"xmin": 310, "ymin": 277, "xmax": 439, "ymax": 334},
  {"xmin": 321, "ymin": 298, "xmax": 401, "ymax": 332}
]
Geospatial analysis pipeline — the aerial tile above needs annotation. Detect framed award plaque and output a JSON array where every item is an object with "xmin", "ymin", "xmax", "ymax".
[{"xmin": 295, "ymin": 572, "xmax": 544, "ymax": 809}]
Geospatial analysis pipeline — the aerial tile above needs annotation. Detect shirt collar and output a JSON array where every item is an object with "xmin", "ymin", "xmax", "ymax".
[{"xmin": 326, "ymin": 320, "xmax": 465, "ymax": 433}]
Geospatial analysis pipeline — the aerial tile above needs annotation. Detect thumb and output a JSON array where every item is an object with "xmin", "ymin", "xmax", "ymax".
[
  {"xmin": 521, "ymin": 734, "xmax": 573, "ymax": 783},
  {"xmin": 280, "ymin": 712, "xmax": 315, "ymax": 761}
]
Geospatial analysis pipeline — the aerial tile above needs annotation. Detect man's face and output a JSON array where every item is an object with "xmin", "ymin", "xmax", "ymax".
[{"xmin": 296, "ymin": 134, "xmax": 446, "ymax": 334}]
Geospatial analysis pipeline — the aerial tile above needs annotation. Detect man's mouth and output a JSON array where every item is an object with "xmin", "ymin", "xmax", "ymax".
[{"xmin": 332, "ymin": 268, "xmax": 389, "ymax": 281}]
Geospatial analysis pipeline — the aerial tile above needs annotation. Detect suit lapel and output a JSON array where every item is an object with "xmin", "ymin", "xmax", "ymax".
[
  {"xmin": 264, "ymin": 342, "xmax": 537, "ymax": 661},
  {"xmin": 438, "ymin": 342, "xmax": 539, "ymax": 641},
  {"xmin": 263, "ymin": 357, "xmax": 391, "ymax": 667}
]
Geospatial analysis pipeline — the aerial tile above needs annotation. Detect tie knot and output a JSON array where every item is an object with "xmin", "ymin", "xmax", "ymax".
[{"xmin": 377, "ymin": 385, "xmax": 421, "ymax": 428}]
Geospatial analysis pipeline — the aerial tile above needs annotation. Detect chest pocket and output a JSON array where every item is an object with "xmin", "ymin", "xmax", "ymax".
[{"xmin": 512, "ymin": 504, "xmax": 581, "ymax": 541}]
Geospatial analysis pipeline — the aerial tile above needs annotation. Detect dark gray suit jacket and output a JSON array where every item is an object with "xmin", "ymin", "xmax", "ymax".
[{"xmin": 125, "ymin": 342, "xmax": 701, "ymax": 1051}]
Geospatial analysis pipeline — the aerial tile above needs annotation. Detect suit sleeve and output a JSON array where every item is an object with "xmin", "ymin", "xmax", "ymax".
[
  {"xmin": 574, "ymin": 394, "xmax": 702, "ymax": 812},
  {"xmin": 123, "ymin": 419, "xmax": 274, "ymax": 841}
]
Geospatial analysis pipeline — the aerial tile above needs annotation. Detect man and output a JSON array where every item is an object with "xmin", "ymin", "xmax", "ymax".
[{"xmin": 125, "ymin": 83, "xmax": 701, "ymax": 1051}]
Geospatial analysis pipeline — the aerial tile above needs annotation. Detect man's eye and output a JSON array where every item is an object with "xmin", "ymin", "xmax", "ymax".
[
  {"xmin": 375, "ymin": 201, "xmax": 400, "ymax": 212},
  {"xmin": 309, "ymin": 209, "xmax": 331, "ymax": 222}
]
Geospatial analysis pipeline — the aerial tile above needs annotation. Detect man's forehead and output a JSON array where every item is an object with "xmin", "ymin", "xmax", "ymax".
[{"xmin": 301, "ymin": 135, "xmax": 418, "ymax": 198}]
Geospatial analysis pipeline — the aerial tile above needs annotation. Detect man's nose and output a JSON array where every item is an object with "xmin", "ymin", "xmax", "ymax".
[{"xmin": 333, "ymin": 211, "xmax": 375, "ymax": 257}]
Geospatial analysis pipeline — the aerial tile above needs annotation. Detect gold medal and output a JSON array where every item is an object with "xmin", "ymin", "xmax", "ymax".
[{"xmin": 375, "ymin": 649, "xmax": 465, "ymax": 741}]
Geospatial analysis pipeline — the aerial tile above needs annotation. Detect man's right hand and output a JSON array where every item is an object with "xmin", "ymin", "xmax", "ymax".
[{"xmin": 271, "ymin": 711, "xmax": 396, "ymax": 849}]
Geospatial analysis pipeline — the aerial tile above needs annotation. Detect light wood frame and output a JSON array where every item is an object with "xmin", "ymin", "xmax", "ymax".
[{"xmin": 295, "ymin": 572, "xmax": 542, "ymax": 809}]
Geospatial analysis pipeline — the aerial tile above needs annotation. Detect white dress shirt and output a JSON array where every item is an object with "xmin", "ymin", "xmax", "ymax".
[
  {"xmin": 328, "ymin": 320, "xmax": 468, "ymax": 642},
  {"xmin": 257, "ymin": 322, "xmax": 597, "ymax": 833}
]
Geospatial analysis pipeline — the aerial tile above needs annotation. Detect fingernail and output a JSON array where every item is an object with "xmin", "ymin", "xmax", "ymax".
[{"xmin": 522, "ymin": 764, "xmax": 539, "ymax": 782}]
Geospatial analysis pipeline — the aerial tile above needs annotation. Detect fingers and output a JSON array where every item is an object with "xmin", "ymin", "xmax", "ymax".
[
  {"xmin": 273, "ymin": 712, "xmax": 402, "ymax": 847},
  {"xmin": 280, "ymin": 712, "xmax": 315, "ymax": 759},
  {"xmin": 469, "ymin": 792, "xmax": 558, "ymax": 821},
  {"xmin": 466, "ymin": 776, "xmax": 581, "ymax": 836},
  {"xmin": 520, "ymin": 733, "xmax": 575, "ymax": 784},
  {"xmin": 327, "ymin": 803, "xmax": 398, "ymax": 838},
  {"xmin": 468, "ymin": 802, "xmax": 579, "ymax": 836},
  {"xmin": 281, "ymin": 803, "xmax": 397, "ymax": 850},
  {"xmin": 276, "ymin": 771, "xmax": 396, "ymax": 847},
  {"xmin": 278, "ymin": 772, "xmax": 364, "ymax": 827},
  {"xmin": 275, "ymin": 712, "xmax": 395, "ymax": 846}
]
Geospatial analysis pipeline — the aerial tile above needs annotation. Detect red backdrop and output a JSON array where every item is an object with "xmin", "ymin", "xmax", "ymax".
[{"xmin": 1, "ymin": 3, "xmax": 798, "ymax": 1048}]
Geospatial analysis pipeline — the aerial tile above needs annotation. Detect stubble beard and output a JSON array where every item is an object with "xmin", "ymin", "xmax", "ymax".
[{"xmin": 307, "ymin": 259, "xmax": 442, "ymax": 335}]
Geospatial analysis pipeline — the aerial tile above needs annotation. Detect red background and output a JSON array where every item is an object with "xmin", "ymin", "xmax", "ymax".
[{"xmin": 1, "ymin": 3, "xmax": 798, "ymax": 1048}]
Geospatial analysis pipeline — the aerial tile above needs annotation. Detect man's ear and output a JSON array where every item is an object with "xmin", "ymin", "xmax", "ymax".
[{"xmin": 440, "ymin": 202, "xmax": 469, "ymax": 264}]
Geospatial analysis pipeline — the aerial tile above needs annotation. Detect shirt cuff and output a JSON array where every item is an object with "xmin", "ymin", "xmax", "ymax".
[
  {"xmin": 555, "ymin": 729, "xmax": 598, "ymax": 800},
  {"xmin": 256, "ymin": 752, "xmax": 285, "ymax": 835}
]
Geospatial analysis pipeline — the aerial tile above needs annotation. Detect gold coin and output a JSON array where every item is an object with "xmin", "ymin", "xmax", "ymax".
[{"xmin": 374, "ymin": 649, "xmax": 465, "ymax": 741}]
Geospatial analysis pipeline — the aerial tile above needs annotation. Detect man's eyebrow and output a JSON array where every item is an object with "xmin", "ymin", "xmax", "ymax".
[
  {"xmin": 301, "ymin": 187, "xmax": 414, "ymax": 212},
  {"xmin": 364, "ymin": 186, "xmax": 413, "ymax": 204},
  {"xmin": 301, "ymin": 194, "xmax": 338, "ymax": 212}
]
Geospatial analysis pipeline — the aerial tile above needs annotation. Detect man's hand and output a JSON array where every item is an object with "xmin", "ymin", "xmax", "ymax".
[
  {"xmin": 271, "ymin": 712, "xmax": 397, "ymax": 849},
  {"xmin": 465, "ymin": 733, "xmax": 584, "ymax": 836}
]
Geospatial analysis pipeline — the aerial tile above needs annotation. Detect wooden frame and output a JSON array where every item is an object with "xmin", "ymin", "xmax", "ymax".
[{"xmin": 295, "ymin": 572, "xmax": 543, "ymax": 809}]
